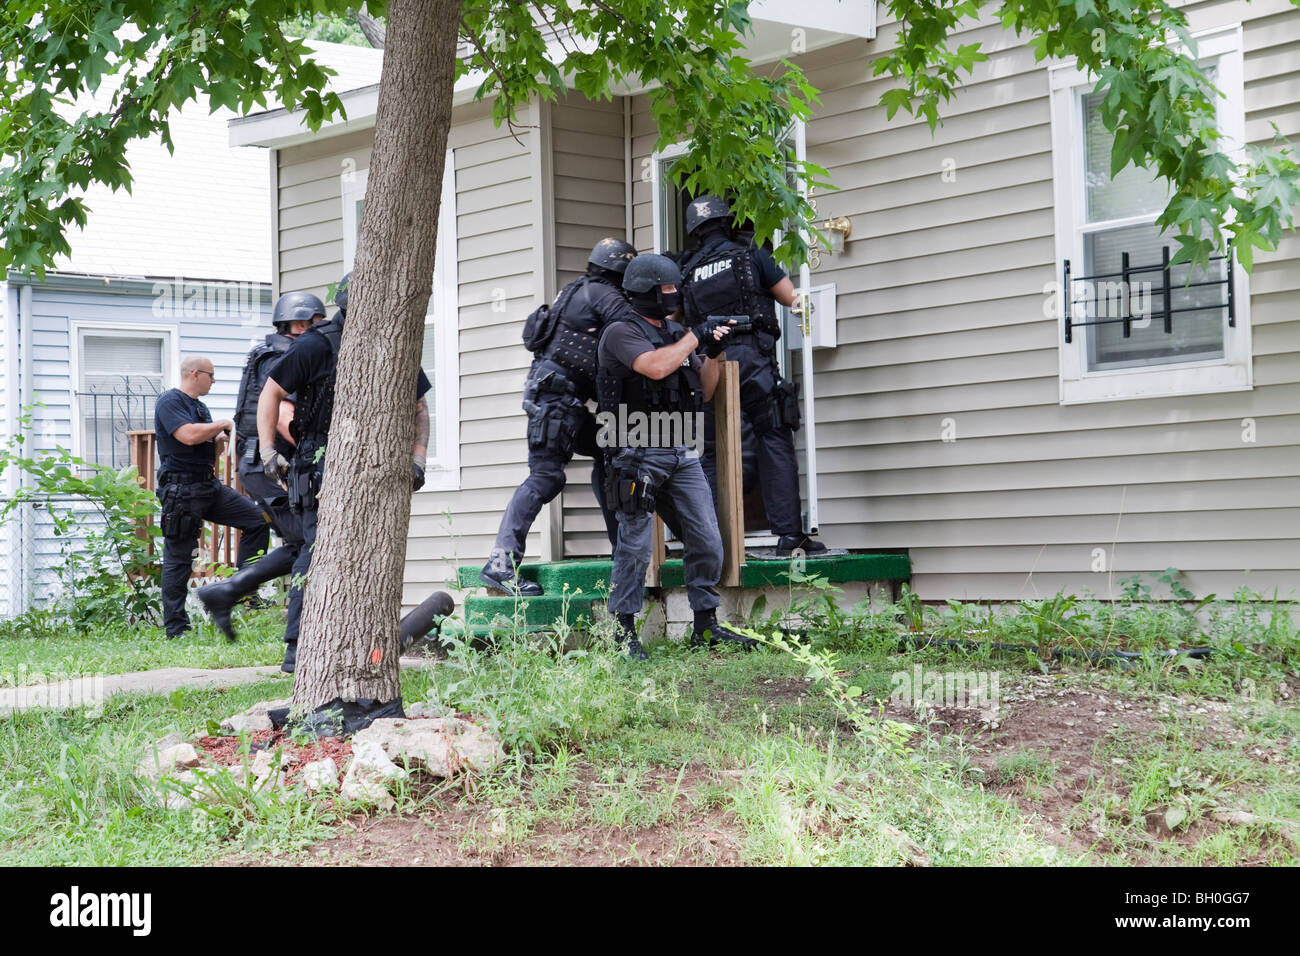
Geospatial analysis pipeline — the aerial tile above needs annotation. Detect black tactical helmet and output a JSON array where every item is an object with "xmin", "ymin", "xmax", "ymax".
[
  {"xmin": 685, "ymin": 194, "xmax": 732, "ymax": 237},
  {"xmin": 622, "ymin": 254, "xmax": 682, "ymax": 294},
  {"xmin": 271, "ymin": 291, "xmax": 327, "ymax": 330},
  {"xmin": 334, "ymin": 271, "xmax": 351, "ymax": 316},
  {"xmin": 588, "ymin": 238, "xmax": 637, "ymax": 275}
]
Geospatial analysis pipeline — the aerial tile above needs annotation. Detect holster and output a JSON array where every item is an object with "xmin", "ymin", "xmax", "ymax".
[
  {"xmin": 159, "ymin": 484, "xmax": 203, "ymax": 540},
  {"xmin": 288, "ymin": 460, "xmax": 322, "ymax": 514},
  {"xmin": 526, "ymin": 400, "xmax": 580, "ymax": 457},
  {"xmin": 604, "ymin": 458, "xmax": 656, "ymax": 515},
  {"xmin": 771, "ymin": 379, "xmax": 802, "ymax": 432}
]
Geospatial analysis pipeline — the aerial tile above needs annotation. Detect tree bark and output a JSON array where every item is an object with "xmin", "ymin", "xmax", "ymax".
[
  {"xmin": 356, "ymin": 4, "xmax": 387, "ymax": 49},
  {"xmin": 292, "ymin": 0, "xmax": 462, "ymax": 709}
]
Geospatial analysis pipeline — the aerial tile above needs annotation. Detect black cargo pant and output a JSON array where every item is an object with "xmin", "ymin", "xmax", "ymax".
[
  {"xmin": 701, "ymin": 338, "xmax": 802, "ymax": 536},
  {"xmin": 156, "ymin": 476, "xmax": 270, "ymax": 637},
  {"xmin": 492, "ymin": 391, "xmax": 617, "ymax": 560}
]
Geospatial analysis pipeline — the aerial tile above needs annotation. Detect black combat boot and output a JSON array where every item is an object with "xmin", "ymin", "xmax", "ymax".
[
  {"xmin": 197, "ymin": 547, "xmax": 297, "ymax": 641},
  {"xmin": 774, "ymin": 533, "xmax": 828, "ymax": 557},
  {"xmin": 617, "ymin": 612, "xmax": 648, "ymax": 661},
  {"xmin": 479, "ymin": 548, "xmax": 543, "ymax": 597},
  {"xmin": 281, "ymin": 640, "xmax": 297, "ymax": 674},
  {"xmin": 691, "ymin": 609, "xmax": 758, "ymax": 650}
]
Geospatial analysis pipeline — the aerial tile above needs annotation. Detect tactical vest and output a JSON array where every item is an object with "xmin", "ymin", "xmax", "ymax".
[
  {"xmin": 534, "ymin": 276, "xmax": 620, "ymax": 401},
  {"xmin": 679, "ymin": 235, "xmax": 780, "ymax": 348},
  {"xmin": 597, "ymin": 316, "xmax": 703, "ymax": 432},
  {"xmin": 233, "ymin": 332, "xmax": 294, "ymax": 456},
  {"xmin": 289, "ymin": 320, "xmax": 343, "ymax": 451}
]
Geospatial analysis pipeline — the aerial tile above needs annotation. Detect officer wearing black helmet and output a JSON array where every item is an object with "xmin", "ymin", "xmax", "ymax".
[
  {"xmin": 479, "ymin": 237, "xmax": 636, "ymax": 596},
  {"xmin": 677, "ymin": 195, "xmax": 826, "ymax": 557},
  {"xmin": 597, "ymin": 253, "xmax": 758, "ymax": 659},
  {"xmin": 255, "ymin": 272, "xmax": 433, "ymax": 673},
  {"xmin": 196, "ymin": 291, "xmax": 325, "ymax": 640}
]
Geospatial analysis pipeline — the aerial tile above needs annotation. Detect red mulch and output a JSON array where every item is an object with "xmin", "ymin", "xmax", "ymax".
[{"xmin": 195, "ymin": 731, "xmax": 353, "ymax": 787}]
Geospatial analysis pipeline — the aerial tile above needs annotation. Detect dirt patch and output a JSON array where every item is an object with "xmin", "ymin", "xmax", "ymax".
[
  {"xmin": 884, "ymin": 674, "xmax": 1276, "ymax": 860},
  {"xmin": 260, "ymin": 765, "xmax": 745, "ymax": 867}
]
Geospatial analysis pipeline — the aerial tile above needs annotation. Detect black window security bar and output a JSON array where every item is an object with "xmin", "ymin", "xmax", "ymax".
[
  {"xmin": 76, "ymin": 376, "xmax": 161, "ymax": 470},
  {"xmin": 1062, "ymin": 244, "xmax": 1234, "ymax": 344}
]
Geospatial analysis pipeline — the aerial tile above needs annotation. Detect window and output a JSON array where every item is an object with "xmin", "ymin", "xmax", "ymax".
[
  {"xmin": 73, "ymin": 326, "xmax": 172, "ymax": 469},
  {"xmin": 1050, "ymin": 25, "xmax": 1251, "ymax": 404},
  {"xmin": 341, "ymin": 151, "xmax": 460, "ymax": 490}
]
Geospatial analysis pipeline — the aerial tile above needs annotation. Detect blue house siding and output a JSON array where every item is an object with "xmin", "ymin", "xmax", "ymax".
[{"xmin": 1, "ymin": 274, "xmax": 271, "ymax": 616}]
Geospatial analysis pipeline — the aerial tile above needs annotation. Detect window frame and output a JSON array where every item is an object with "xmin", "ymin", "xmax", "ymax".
[
  {"xmin": 69, "ymin": 322, "xmax": 177, "ymax": 467},
  {"xmin": 1048, "ymin": 24, "xmax": 1252, "ymax": 405},
  {"xmin": 340, "ymin": 151, "xmax": 460, "ymax": 491}
]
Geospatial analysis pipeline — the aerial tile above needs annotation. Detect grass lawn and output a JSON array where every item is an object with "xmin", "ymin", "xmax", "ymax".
[{"xmin": 1, "ymin": 585, "xmax": 1297, "ymax": 866}]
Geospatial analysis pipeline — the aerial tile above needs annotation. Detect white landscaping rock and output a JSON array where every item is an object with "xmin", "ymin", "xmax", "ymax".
[
  {"xmin": 136, "ymin": 742, "xmax": 201, "ymax": 781},
  {"xmin": 352, "ymin": 717, "xmax": 505, "ymax": 777},
  {"xmin": 220, "ymin": 699, "xmax": 292, "ymax": 734},
  {"xmin": 302, "ymin": 758, "xmax": 339, "ymax": 792},
  {"xmin": 250, "ymin": 748, "xmax": 293, "ymax": 790},
  {"xmin": 340, "ymin": 741, "xmax": 406, "ymax": 808}
]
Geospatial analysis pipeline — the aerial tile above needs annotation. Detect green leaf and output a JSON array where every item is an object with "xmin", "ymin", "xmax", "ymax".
[{"xmin": 1165, "ymin": 806, "xmax": 1188, "ymax": 830}]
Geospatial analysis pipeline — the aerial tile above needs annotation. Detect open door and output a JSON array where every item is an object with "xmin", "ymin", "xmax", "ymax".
[{"xmin": 651, "ymin": 134, "xmax": 822, "ymax": 546}]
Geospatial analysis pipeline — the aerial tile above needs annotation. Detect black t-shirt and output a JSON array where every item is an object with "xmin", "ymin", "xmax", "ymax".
[
  {"xmin": 154, "ymin": 388, "xmax": 217, "ymax": 476},
  {"xmin": 268, "ymin": 330, "xmax": 433, "ymax": 440},
  {"xmin": 583, "ymin": 277, "xmax": 643, "ymax": 329},
  {"xmin": 598, "ymin": 317, "xmax": 702, "ymax": 381},
  {"xmin": 751, "ymin": 244, "xmax": 787, "ymax": 289}
]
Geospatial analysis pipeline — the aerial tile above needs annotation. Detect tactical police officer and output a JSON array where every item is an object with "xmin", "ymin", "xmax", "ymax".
[
  {"xmin": 195, "ymin": 292, "xmax": 326, "ymax": 639},
  {"xmin": 256, "ymin": 273, "xmax": 432, "ymax": 673},
  {"xmin": 153, "ymin": 356, "xmax": 272, "ymax": 638},
  {"xmin": 677, "ymin": 195, "xmax": 826, "ymax": 557},
  {"xmin": 597, "ymin": 253, "xmax": 757, "ymax": 659},
  {"xmin": 480, "ymin": 238, "xmax": 637, "ymax": 596}
]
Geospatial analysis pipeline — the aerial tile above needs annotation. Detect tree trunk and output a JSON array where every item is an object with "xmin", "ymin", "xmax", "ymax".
[{"xmin": 292, "ymin": 0, "xmax": 462, "ymax": 709}]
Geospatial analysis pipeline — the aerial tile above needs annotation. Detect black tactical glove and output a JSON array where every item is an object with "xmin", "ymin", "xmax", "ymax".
[
  {"xmin": 413, "ymin": 457, "xmax": 426, "ymax": 492},
  {"xmin": 691, "ymin": 316, "xmax": 732, "ymax": 358}
]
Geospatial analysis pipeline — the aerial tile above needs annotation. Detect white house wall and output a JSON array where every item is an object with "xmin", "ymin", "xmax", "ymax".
[
  {"xmin": 4, "ymin": 280, "xmax": 269, "ymax": 612},
  {"xmin": 273, "ymin": 99, "xmax": 543, "ymax": 609},
  {"xmin": 550, "ymin": 94, "xmax": 631, "ymax": 559},
  {"xmin": 626, "ymin": 1, "xmax": 1300, "ymax": 601}
]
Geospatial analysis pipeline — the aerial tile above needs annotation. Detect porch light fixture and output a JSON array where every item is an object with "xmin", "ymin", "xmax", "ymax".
[{"xmin": 821, "ymin": 216, "xmax": 852, "ymax": 254}]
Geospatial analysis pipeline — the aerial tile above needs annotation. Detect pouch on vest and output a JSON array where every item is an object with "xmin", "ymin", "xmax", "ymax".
[{"xmin": 523, "ymin": 279, "xmax": 586, "ymax": 353}]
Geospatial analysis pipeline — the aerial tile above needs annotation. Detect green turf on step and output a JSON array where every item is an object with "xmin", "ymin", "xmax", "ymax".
[
  {"xmin": 460, "ymin": 552, "xmax": 910, "ymax": 595},
  {"xmin": 458, "ymin": 560, "xmax": 614, "ymax": 595},
  {"xmin": 659, "ymin": 552, "xmax": 911, "ymax": 589},
  {"xmin": 464, "ymin": 592, "xmax": 599, "ymax": 628}
]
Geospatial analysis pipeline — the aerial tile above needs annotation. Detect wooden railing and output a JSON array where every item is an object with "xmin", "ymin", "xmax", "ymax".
[{"xmin": 127, "ymin": 430, "xmax": 243, "ymax": 576}]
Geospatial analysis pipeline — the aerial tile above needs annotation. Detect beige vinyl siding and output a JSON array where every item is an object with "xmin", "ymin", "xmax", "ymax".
[
  {"xmin": 630, "ymin": 1, "xmax": 1300, "ymax": 601},
  {"xmin": 549, "ymin": 94, "xmax": 628, "ymax": 558},
  {"xmin": 276, "ymin": 99, "xmax": 543, "ymax": 609}
]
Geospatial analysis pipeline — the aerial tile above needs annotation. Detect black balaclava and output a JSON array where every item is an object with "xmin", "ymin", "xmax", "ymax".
[{"xmin": 632, "ymin": 287, "xmax": 681, "ymax": 320}]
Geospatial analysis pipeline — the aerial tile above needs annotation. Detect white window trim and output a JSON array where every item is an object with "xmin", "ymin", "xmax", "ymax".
[
  {"xmin": 651, "ymin": 120, "xmax": 806, "ymax": 254},
  {"xmin": 69, "ymin": 322, "xmax": 177, "ymax": 464},
  {"xmin": 1048, "ymin": 24, "xmax": 1251, "ymax": 405},
  {"xmin": 650, "ymin": 140, "xmax": 691, "ymax": 253},
  {"xmin": 340, "ymin": 151, "xmax": 460, "ymax": 491}
]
